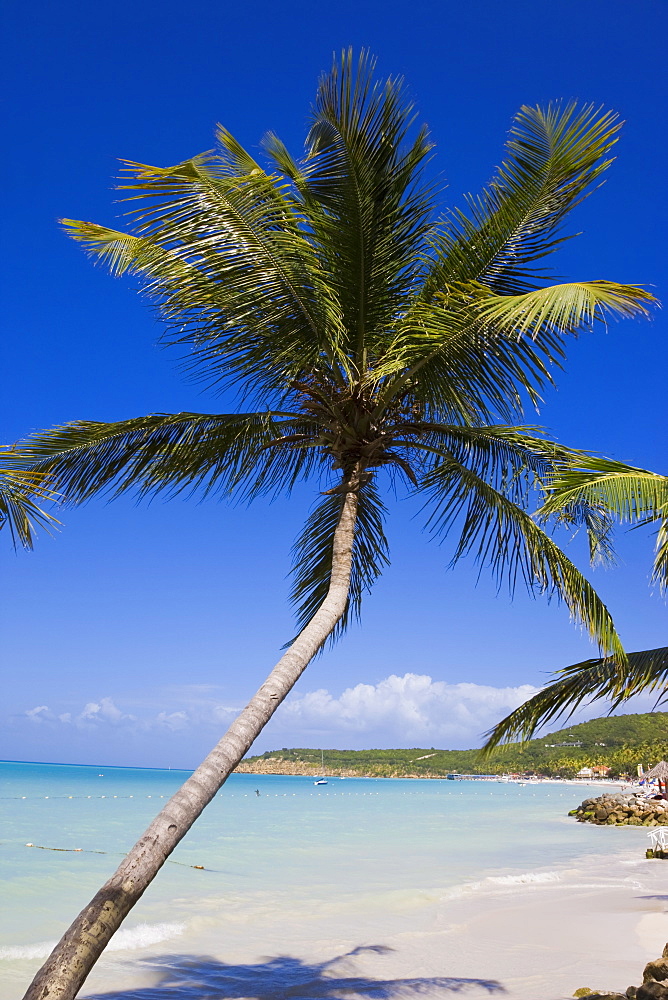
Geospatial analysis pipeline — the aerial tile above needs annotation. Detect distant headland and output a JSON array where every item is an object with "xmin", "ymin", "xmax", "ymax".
[{"xmin": 235, "ymin": 711, "xmax": 668, "ymax": 779}]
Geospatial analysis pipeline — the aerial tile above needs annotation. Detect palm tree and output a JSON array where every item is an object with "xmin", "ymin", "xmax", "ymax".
[
  {"xmin": 18, "ymin": 51, "xmax": 655, "ymax": 1000},
  {"xmin": 484, "ymin": 465, "xmax": 667, "ymax": 750}
]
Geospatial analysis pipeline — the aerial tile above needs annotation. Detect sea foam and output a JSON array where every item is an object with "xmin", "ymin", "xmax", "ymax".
[
  {"xmin": 0, "ymin": 922, "xmax": 185, "ymax": 961},
  {"xmin": 487, "ymin": 870, "xmax": 561, "ymax": 885}
]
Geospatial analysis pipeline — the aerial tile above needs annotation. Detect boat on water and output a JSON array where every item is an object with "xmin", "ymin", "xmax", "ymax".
[{"xmin": 314, "ymin": 750, "xmax": 328, "ymax": 785}]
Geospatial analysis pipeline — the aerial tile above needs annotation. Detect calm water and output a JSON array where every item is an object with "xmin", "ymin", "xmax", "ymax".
[{"xmin": 0, "ymin": 762, "xmax": 649, "ymax": 999}]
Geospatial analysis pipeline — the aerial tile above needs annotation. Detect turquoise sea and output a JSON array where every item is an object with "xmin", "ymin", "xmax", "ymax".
[{"xmin": 1, "ymin": 762, "xmax": 661, "ymax": 999}]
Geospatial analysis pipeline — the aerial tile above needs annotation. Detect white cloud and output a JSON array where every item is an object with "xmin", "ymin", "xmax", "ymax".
[
  {"xmin": 20, "ymin": 675, "xmax": 541, "ymax": 748},
  {"xmin": 25, "ymin": 705, "xmax": 51, "ymax": 723},
  {"xmin": 76, "ymin": 697, "xmax": 136, "ymax": 726},
  {"xmin": 273, "ymin": 673, "xmax": 540, "ymax": 748},
  {"xmin": 155, "ymin": 711, "xmax": 190, "ymax": 731},
  {"xmin": 18, "ymin": 674, "xmax": 665, "ymax": 757}
]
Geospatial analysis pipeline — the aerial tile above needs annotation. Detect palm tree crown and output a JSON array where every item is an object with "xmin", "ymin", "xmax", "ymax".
[{"xmin": 23, "ymin": 51, "xmax": 652, "ymax": 653}]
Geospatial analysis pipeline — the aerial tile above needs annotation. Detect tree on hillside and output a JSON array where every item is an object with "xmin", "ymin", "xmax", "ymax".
[{"xmin": 18, "ymin": 51, "xmax": 655, "ymax": 1000}]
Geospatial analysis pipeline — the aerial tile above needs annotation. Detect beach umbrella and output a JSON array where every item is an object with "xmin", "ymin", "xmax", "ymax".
[{"xmin": 644, "ymin": 761, "xmax": 668, "ymax": 782}]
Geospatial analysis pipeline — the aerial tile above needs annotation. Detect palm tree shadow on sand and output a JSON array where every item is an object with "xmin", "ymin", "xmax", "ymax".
[{"xmin": 87, "ymin": 945, "xmax": 504, "ymax": 999}]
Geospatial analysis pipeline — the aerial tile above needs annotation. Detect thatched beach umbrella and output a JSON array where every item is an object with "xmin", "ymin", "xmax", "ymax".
[
  {"xmin": 645, "ymin": 761, "xmax": 668, "ymax": 780},
  {"xmin": 645, "ymin": 761, "xmax": 668, "ymax": 793}
]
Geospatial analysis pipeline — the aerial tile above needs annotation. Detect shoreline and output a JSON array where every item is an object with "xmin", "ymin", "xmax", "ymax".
[{"xmin": 234, "ymin": 761, "xmax": 629, "ymax": 787}]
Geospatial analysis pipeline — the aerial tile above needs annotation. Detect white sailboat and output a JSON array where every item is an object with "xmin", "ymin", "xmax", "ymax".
[{"xmin": 314, "ymin": 750, "xmax": 328, "ymax": 785}]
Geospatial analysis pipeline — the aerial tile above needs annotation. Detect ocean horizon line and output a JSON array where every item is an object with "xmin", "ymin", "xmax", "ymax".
[{"xmin": 0, "ymin": 758, "xmax": 195, "ymax": 773}]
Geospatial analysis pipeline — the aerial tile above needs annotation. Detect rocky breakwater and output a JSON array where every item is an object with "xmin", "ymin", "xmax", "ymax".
[{"xmin": 570, "ymin": 791, "xmax": 668, "ymax": 827}]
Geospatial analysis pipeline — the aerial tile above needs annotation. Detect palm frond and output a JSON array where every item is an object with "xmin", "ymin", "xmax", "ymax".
[
  {"xmin": 0, "ymin": 450, "xmax": 61, "ymax": 549},
  {"xmin": 289, "ymin": 476, "xmax": 389, "ymax": 640},
  {"xmin": 540, "ymin": 459, "xmax": 668, "ymax": 590},
  {"xmin": 62, "ymin": 147, "xmax": 346, "ymax": 399},
  {"xmin": 405, "ymin": 423, "xmax": 586, "ymax": 487},
  {"xmin": 372, "ymin": 289, "xmax": 566, "ymax": 421},
  {"xmin": 431, "ymin": 102, "xmax": 622, "ymax": 295},
  {"xmin": 18, "ymin": 412, "xmax": 325, "ymax": 504},
  {"xmin": 482, "ymin": 647, "xmax": 668, "ymax": 750},
  {"xmin": 420, "ymin": 456, "xmax": 625, "ymax": 659},
  {"xmin": 406, "ymin": 424, "xmax": 620, "ymax": 567},
  {"xmin": 375, "ymin": 278, "xmax": 653, "ymax": 423},
  {"xmin": 477, "ymin": 280, "xmax": 654, "ymax": 338},
  {"xmin": 298, "ymin": 48, "xmax": 435, "ymax": 362}
]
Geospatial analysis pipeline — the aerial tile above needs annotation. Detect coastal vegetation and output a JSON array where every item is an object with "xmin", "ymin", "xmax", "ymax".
[
  {"xmin": 14, "ymin": 51, "xmax": 656, "ymax": 999},
  {"xmin": 237, "ymin": 712, "xmax": 668, "ymax": 779}
]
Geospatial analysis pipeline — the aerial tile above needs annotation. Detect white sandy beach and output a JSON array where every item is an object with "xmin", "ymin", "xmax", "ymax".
[{"xmin": 59, "ymin": 842, "xmax": 668, "ymax": 1000}]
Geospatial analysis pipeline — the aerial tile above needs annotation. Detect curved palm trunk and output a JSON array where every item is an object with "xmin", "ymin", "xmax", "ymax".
[{"xmin": 23, "ymin": 488, "xmax": 359, "ymax": 1000}]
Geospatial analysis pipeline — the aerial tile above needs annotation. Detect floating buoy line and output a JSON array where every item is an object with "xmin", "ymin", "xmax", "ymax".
[
  {"xmin": 23, "ymin": 843, "xmax": 207, "ymax": 870},
  {"xmin": 8, "ymin": 787, "xmax": 564, "ymax": 870},
  {"xmin": 1, "ymin": 788, "xmax": 566, "ymax": 800}
]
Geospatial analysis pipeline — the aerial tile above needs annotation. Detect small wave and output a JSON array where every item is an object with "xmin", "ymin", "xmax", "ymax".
[
  {"xmin": 441, "ymin": 869, "xmax": 561, "ymax": 901},
  {"xmin": 488, "ymin": 871, "xmax": 561, "ymax": 886},
  {"xmin": 0, "ymin": 921, "xmax": 185, "ymax": 961}
]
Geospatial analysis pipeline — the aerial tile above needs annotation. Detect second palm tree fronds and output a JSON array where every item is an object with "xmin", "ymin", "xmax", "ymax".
[
  {"xmin": 483, "ymin": 647, "xmax": 668, "ymax": 751},
  {"xmin": 0, "ymin": 449, "xmax": 60, "ymax": 549},
  {"xmin": 19, "ymin": 51, "xmax": 656, "ymax": 1000},
  {"xmin": 540, "ymin": 459, "xmax": 668, "ymax": 591},
  {"xmin": 483, "ymin": 465, "xmax": 667, "ymax": 752}
]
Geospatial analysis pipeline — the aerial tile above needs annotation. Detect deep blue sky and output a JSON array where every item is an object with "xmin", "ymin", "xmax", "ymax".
[{"xmin": 1, "ymin": 0, "xmax": 666, "ymax": 767}]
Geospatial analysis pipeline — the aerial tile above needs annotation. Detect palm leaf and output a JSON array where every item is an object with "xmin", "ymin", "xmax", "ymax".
[
  {"xmin": 19, "ymin": 411, "xmax": 325, "ymax": 504},
  {"xmin": 483, "ymin": 647, "xmax": 668, "ymax": 750},
  {"xmin": 375, "ymin": 278, "xmax": 652, "ymax": 423},
  {"xmin": 477, "ymin": 280, "xmax": 654, "ymax": 337},
  {"xmin": 62, "ymin": 150, "xmax": 346, "ymax": 399},
  {"xmin": 0, "ymin": 450, "xmax": 61, "ymax": 549},
  {"xmin": 290, "ymin": 475, "xmax": 389, "ymax": 640},
  {"xmin": 406, "ymin": 423, "xmax": 586, "ymax": 486},
  {"xmin": 420, "ymin": 454, "xmax": 625, "ymax": 659},
  {"xmin": 298, "ymin": 48, "xmax": 435, "ymax": 363},
  {"xmin": 540, "ymin": 459, "xmax": 668, "ymax": 590},
  {"xmin": 372, "ymin": 290, "xmax": 566, "ymax": 421},
  {"xmin": 431, "ymin": 102, "xmax": 622, "ymax": 295}
]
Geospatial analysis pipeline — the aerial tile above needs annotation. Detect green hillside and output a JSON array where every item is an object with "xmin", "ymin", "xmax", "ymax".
[{"xmin": 239, "ymin": 712, "xmax": 668, "ymax": 778}]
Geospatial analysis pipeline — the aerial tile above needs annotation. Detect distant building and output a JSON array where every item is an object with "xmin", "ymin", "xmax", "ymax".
[
  {"xmin": 577, "ymin": 767, "xmax": 594, "ymax": 778},
  {"xmin": 592, "ymin": 765, "xmax": 611, "ymax": 776}
]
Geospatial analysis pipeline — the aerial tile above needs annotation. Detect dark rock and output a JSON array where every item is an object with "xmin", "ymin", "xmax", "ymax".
[
  {"xmin": 570, "ymin": 794, "xmax": 668, "ymax": 826},
  {"xmin": 644, "ymin": 959, "xmax": 668, "ymax": 983},
  {"xmin": 662, "ymin": 943, "xmax": 668, "ymax": 959},
  {"xmin": 637, "ymin": 981, "xmax": 668, "ymax": 999},
  {"xmin": 627, "ymin": 988, "xmax": 638, "ymax": 999},
  {"xmin": 584, "ymin": 994, "xmax": 631, "ymax": 999}
]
